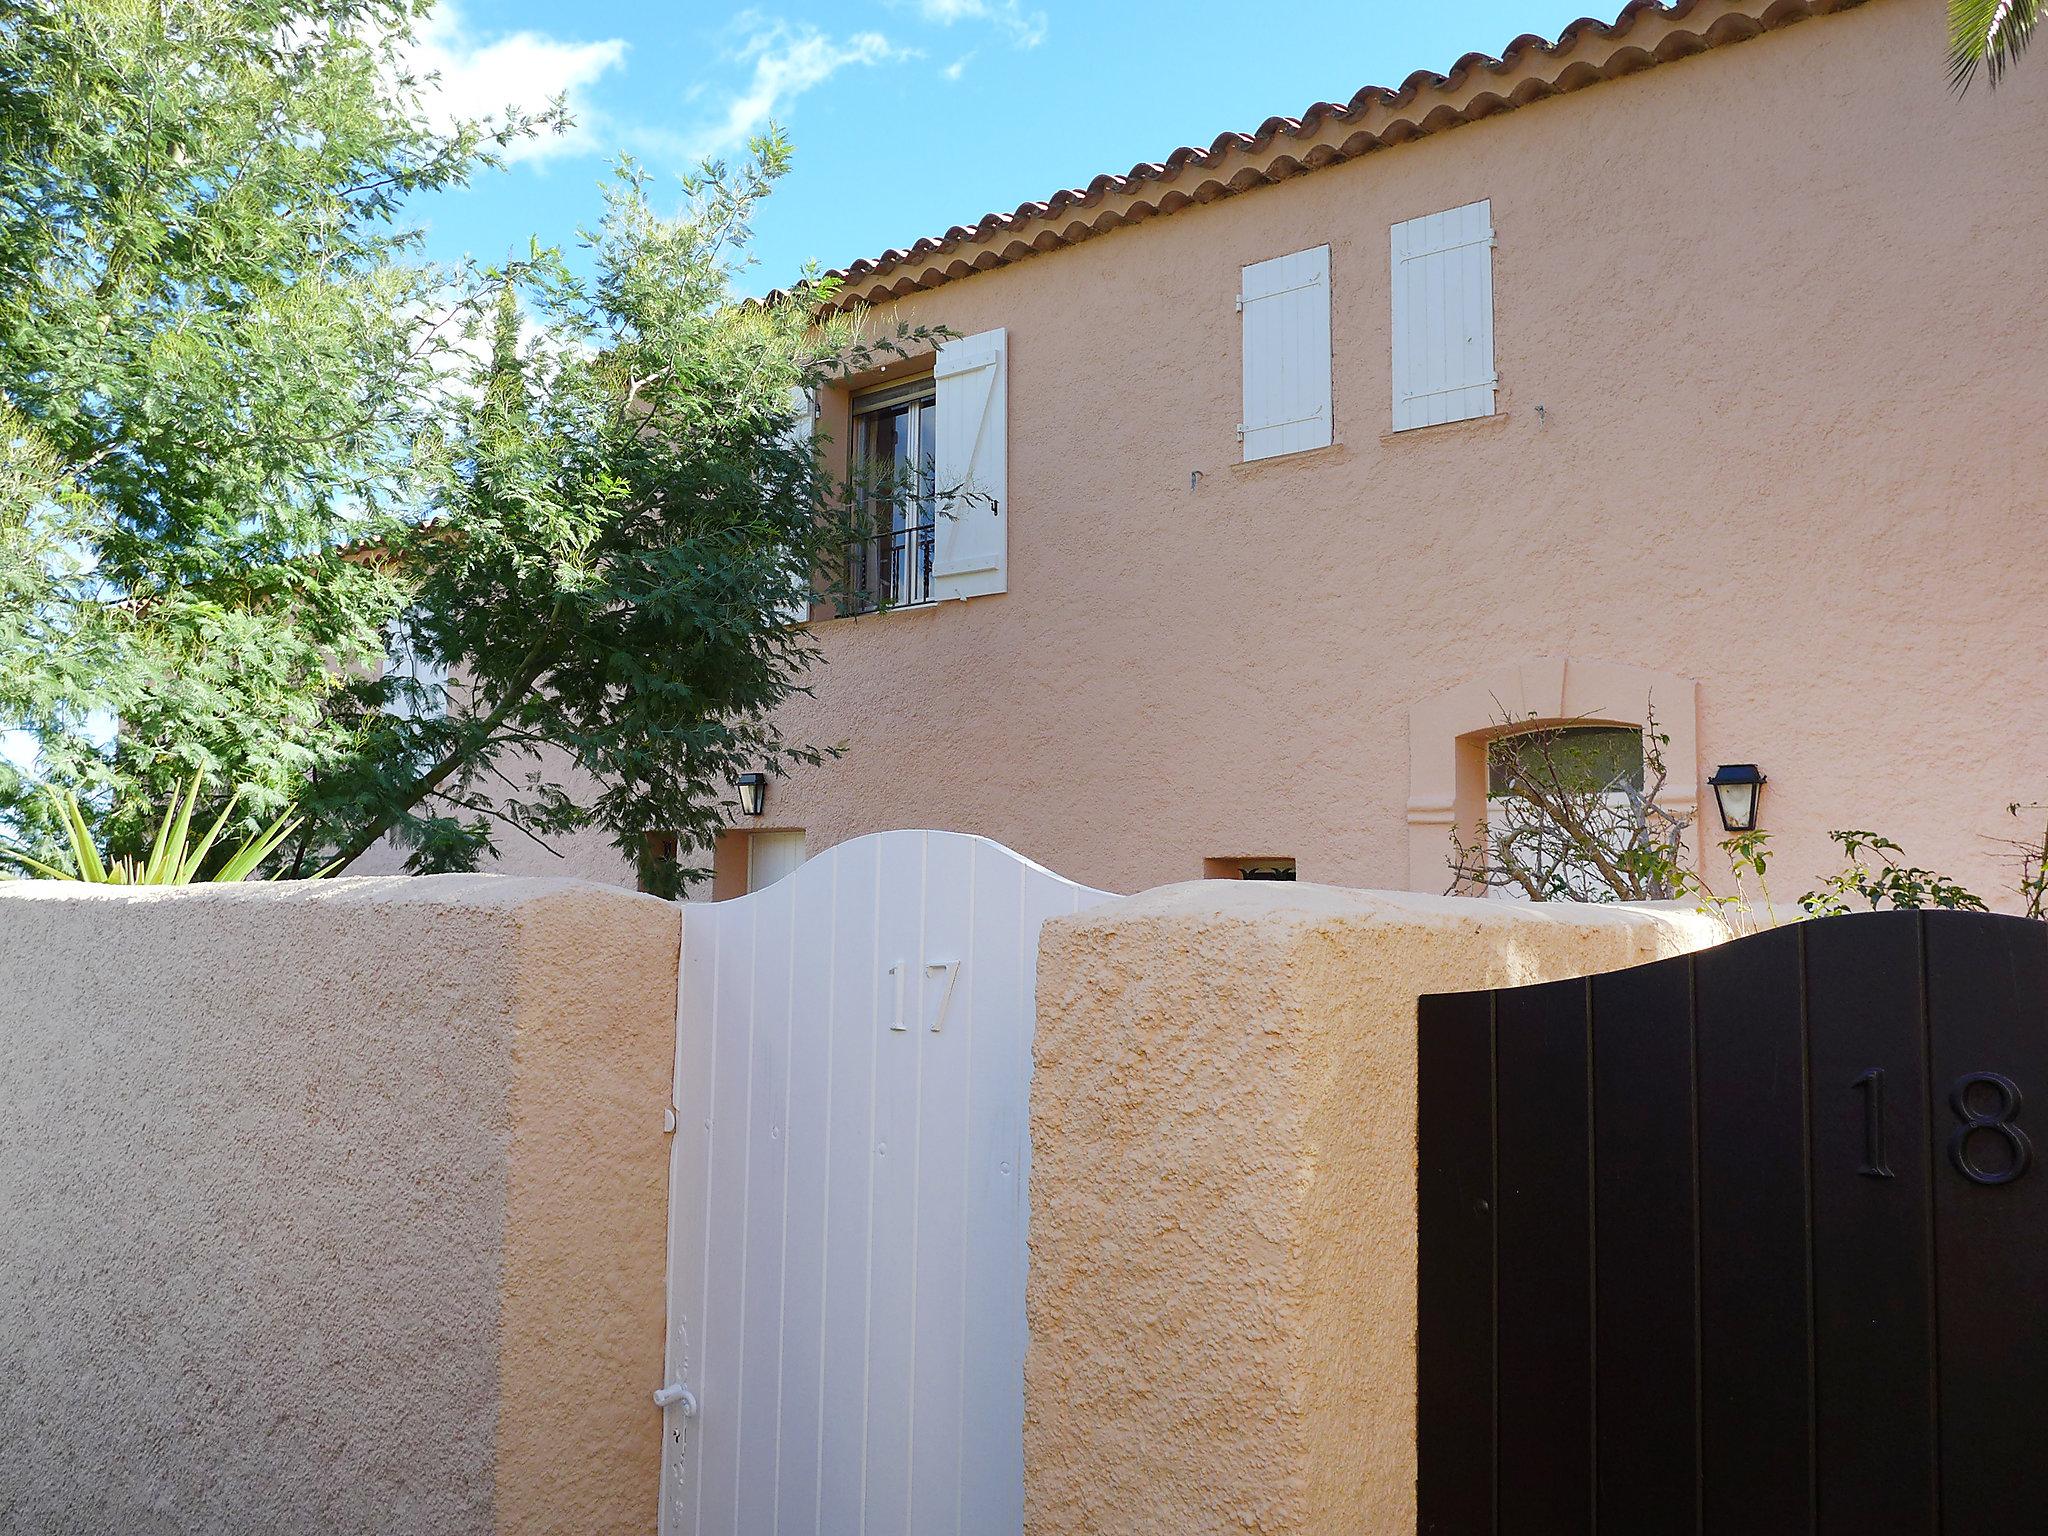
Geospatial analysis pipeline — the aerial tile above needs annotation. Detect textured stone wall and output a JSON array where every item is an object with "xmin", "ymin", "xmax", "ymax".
[
  {"xmin": 0, "ymin": 876, "xmax": 678, "ymax": 1536},
  {"xmin": 1025, "ymin": 883, "xmax": 1746, "ymax": 1534}
]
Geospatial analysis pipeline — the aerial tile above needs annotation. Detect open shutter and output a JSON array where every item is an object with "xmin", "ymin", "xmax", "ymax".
[
  {"xmin": 931, "ymin": 327, "xmax": 1007, "ymax": 601},
  {"xmin": 1391, "ymin": 200, "xmax": 1496, "ymax": 432},
  {"xmin": 778, "ymin": 385, "xmax": 814, "ymax": 625},
  {"xmin": 1239, "ymin": 245, "xmax": 1332, "ymax": 462}
]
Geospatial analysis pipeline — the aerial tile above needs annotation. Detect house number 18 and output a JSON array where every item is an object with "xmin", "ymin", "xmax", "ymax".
[{"xmin": 1854, "ymin": 1068, "xmax": 2034, "ymax": 1186}]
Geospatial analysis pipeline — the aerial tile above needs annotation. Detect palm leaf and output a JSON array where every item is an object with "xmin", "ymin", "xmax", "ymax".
[
  {"xmin": 51, "ymin": 789, "xmax": 107, "ymax": 883},
  {"xmin": 140, "ymin": 777, "xmax": 188, "ymax": 883},
  {"xmin": 213, "ymin": 811, "xmax": 301, "ymax": 883},
  {"xmin": 176, "ymin": 788, "xmax": 245, "ymax": 883},
  {"xmin": 0, "ymin": 847, "xmax": 81, "ymax": 881},
  {"xmin": 5, "ymin": 776, "xmax": 330, "ymax": 885},
  {"xmin": 1950, "ymin": 0, "xmax": 2042, "ymax": 92}
]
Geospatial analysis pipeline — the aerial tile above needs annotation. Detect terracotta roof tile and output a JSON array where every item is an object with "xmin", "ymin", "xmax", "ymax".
[{"xmin": 813, "ymin": 0, "xmax": 1864, "ymax": 306}]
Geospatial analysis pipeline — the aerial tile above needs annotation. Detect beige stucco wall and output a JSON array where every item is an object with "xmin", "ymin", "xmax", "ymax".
[
  {"xmin": 471, "ymin": 0, "xmax": 2048, "ymax": 912},
  {"xmin": 1025, "ymin": 882, "xmax": 1750, "ymax": 1535},
  {"xmin": 0, "ymin": 876, "xmax": 678, "ymax": 1535}
]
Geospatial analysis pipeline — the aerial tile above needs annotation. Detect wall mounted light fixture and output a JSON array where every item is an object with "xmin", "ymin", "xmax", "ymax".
[
  {"xmin": 735, "ymin": 772, "xmax": 768, "ymax": 818},
  {"xmin": 1708, "ymin": 763, "xmax": 1766, "ymax": 833}
]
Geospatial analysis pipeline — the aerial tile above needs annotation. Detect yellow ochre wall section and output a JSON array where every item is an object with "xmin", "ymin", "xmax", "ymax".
[
  {"xmin": 0, "ymin": 876, "xmax": 677, "ymax": 1536},
  {"xmin": 1025, "ymin": 883, "xmax": 1747, "ymax": 1535}
]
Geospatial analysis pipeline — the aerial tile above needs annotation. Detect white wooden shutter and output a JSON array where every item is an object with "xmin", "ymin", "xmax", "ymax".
[
  {"xmin": 931, "ymin": 327, "xmax": 1007, "ymax": 601},
  {"xmin": 1239, "ymin": 245, "xmax": 1332, "ymax": 462},
  {"xmin": 1390, "ymin": 200, "xmax": 1496, "ymax": 432},
  {"xmin": 778, "ymin": 385, "xmax": 814, "ymax": 625}
]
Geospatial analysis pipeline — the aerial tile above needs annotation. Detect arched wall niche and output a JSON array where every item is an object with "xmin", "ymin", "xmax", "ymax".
[{"xmin": 1406, "ymin": 656, "xmax": 1700, "ymax": 893}]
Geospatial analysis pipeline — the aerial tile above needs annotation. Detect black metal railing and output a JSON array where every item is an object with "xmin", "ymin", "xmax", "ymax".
[{"xmin": 843, "ymin": 520, "xmax": 936, "ymax": 614}]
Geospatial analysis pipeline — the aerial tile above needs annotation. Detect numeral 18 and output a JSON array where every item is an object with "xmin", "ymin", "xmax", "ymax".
[{"xmin": 1853, "ymin": 1068, "xmax": 2034, "ymax": 1186}]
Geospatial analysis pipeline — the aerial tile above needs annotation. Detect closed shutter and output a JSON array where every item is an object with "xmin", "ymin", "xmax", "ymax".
[
  {"xmin": 931, "ymin": 327, "xmax": 1007, "ymax": 601},
  {"xmin": 1390, "ymin": 200, "xmax": 1496, "ymax": 432},
  {"xmin": 1239, "ymin": 245, "xmax": 1332, "ymax": 462},
  {"xmin": 778, "ymin": 385, "xmax": 814, "ymax": 625}
]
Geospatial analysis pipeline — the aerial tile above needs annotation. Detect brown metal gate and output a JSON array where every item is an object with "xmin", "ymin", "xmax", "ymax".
[{"xmin": 1418, "ymin": 910, "xmax": 2048, "ymax": 1533}]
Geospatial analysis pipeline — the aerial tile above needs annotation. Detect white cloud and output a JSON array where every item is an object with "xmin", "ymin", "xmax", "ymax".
[
  {"xmin": 652, "ymin": 17, "xmax": 913, "ymax": 164},
  {"xmin": 911, "ymin": 0, "xmax": 1047, "ymax": 49},
  {"xmin": 942, "ymin": 52, "xmax": 975, "ymax": 81},
  {"xmin": 406, "ymin": 4, "xmax": 629, "ymax": 164}
]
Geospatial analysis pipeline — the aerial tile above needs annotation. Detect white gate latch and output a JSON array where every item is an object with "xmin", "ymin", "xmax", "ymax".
[{"xmin": 653, "ymin": 1383, "xmax": 699, "ymax": 1416}]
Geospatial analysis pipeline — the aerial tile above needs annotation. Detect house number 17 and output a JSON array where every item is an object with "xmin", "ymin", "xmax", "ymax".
[{"xmin": 1853, "ymin": 1068, "xmax": 2035, "ymax": 1186}]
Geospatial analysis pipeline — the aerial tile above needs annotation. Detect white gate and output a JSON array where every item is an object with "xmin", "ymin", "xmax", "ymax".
[{"xmin": 658, "ymin": 830, "xmax": 1113, "ymax": 1536}]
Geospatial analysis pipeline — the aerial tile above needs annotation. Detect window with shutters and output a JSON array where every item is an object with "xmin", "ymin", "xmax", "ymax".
[
  {"xmin": 1390, "ymin": 200, "xmax": 1496, "ymax": 432},
  {"xmin": 1239, "ymin": 245, "xmax": 1332, "ymax": 462}
]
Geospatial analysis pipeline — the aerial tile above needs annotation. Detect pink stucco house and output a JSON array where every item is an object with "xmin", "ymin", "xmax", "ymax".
[{"xmin": 515, "ymin": 0, "xmax": 2048, "ymax": 906}]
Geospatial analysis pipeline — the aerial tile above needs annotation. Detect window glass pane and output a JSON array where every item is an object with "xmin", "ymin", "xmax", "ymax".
[
  {"xmin": 1487, "ymin": 726, "xmax": 1643, "ymax": 797},
  {"xmin": 915, "ymin": 396, "xmax": 936, "ymax": 524},
  {"xmin": 848, "ymin": 384, "xmax": 937, "ymax": 611}
]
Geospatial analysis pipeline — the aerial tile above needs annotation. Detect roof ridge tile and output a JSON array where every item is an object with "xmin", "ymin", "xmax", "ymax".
[{"xmin": 798, "ymin": 0, "xmax": 1859, "ymax": 307}]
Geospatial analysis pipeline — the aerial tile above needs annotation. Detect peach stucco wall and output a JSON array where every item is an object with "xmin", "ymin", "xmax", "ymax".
[
  {"xmin": 566, "ymin": 0, "xmax": 2037, "ymax": 911},
  {"xmin": 0, "ymin": 876, "xmax": 677, "ymax": 1535},
  {"xmin": 1025, "ymin": 882, "xmax": 1751, "ymax": 1535}
]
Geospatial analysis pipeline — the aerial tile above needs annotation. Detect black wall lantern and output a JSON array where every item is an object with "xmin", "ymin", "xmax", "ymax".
[
  {"xmin": 1708, "ymin": 763, "xmax": 1766, "ymax": 833},
  {"xmin": 735, "ymin": 772, "xmax": 768, "ymax": 818}
]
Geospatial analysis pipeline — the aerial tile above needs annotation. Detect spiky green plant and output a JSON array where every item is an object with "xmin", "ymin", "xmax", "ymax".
[
  {"xmin": 0, "ymin": 778, "xmax": 332, "ymax": 884},
  {"xmin": 1950, "ymin": 0, "xmax": 2040, "ymax": 92}
]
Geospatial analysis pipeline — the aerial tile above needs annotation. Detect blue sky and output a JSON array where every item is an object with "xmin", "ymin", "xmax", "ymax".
[{"xmin": 411, "ymin": 0, "xmax": 1606, "ymax": 294}]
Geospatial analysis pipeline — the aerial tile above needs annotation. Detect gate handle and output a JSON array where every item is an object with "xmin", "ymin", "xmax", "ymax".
[{"xmin": 654, "ymin": 1384, "xmax": 699, "ymax": 1416}]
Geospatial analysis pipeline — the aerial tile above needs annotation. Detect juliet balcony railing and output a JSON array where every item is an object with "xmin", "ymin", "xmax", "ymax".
[{"xmin": 843, "ymin": 519, "xmax": 936, "ymax": 614}]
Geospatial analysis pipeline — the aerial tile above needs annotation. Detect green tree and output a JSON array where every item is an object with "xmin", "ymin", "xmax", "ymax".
[
  {"xmin": 1950, "ymin": 0, "xmax": 2040, "ymax": 91},
  {"xmin": 305, "ymin": 158, "xmax": 940, "ymax": 893},
  {"xmin": 0, "ymin": 0, "xmax": 543, "ymax": 861},
  {"xmin": 5, "ymin": 1, "xmax": 907, "ymax": 892}
]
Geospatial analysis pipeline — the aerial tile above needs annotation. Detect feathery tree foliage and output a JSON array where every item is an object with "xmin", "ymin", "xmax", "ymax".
[
  {"xmin": 308, "ymin": 160, "xmax": 933, "ymax": 891},
  {"xmin": 3, "ymin": 0, "xmax": 911, "ymax": 889},
  {"xmin": 0, "ymin": 0, "xmax": 541, "ymax": 857},
  {"xmin": 1950, "ymin": 0, "xmax": 2041, "ymax": 91}
]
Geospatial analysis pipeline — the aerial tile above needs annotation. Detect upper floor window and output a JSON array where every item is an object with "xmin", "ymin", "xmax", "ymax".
[
  {"xmin": 1390, "ymin": 200, "xmax": 1496, "ymax": 431},
  {"xmin": 845, "ymin": 377, "xmax": 937, "ymax": 613}
]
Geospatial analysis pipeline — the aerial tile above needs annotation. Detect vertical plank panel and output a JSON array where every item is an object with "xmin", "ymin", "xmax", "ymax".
[
  {"xmin": 1495, "ymin": 975, "xmax": 1595, "ymax": 1532},
  {"xmin": 666, "ymin": 902, "xmax": 724, "ymax": 1535},
  {"xmin": 958, "ymin": 853, "xmax": 1027, "ymax": 1531},
  {"xmin": 863, "ymin": 832, "xmax": 930, "ymax": 1532},
  {"xmin": 1417, "ymin": 989, "xmax": 1496, "ymax": 1536},
  {"xmin": 1925, "ymin": 911, "xmax": 2048, "ymax": 1530},
  {"xmin": 1423, "ymin": 213, "xmax": 1447, "ymax": 426},
  {"xmin": 776, "ymin": 851, "xmax": 840, "ymax": 1535},
  {"xmin": 1804, "ymin": 912, "xmax": 1938, "ymax": 1535},
  {"xmin": 696, "ymin": 897, "xmax": 760, "ymax": 1534},
  {"xmin": 735, "ymin": 877, "xmax": 798, "ymax": 1534},
  {"xmin": 817, "ymin": 837, "xmax": 883, "ymax": 1532},
  {"xmin": 1304, "ymin": 246, "xmax": 1331, "ymax": 452},
  {"xmin": 1696, "ymin": 926, "xmax": 1813, "ymax": 1534},
  {"xmin": 1391, "ymin": 214, "xmax": 1406, "ymax": 429},
  {"xmin": 909, "ymin": 835, "xmax": 975, "ymax": 1536},
  {"xmin": 1591, "ymin": 957, "xmax": 1698, "ymax": 1533}
]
